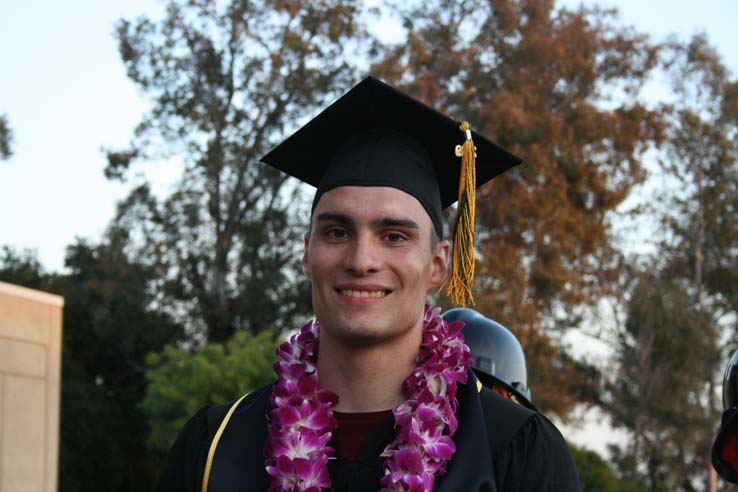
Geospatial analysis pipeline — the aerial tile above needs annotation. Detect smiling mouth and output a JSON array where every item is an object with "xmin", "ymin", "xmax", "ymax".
[{"xmin": 337, "ymin": 289, "xmax": 390, "ymax": 298}]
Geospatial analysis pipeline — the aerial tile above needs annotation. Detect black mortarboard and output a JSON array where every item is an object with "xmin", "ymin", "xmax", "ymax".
[{"xmin": 261, "ymin": 76, "xmax": 522, "ymax": 306}]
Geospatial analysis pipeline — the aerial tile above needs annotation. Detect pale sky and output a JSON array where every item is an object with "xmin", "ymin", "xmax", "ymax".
[{"xmin": 1, "ymin": 0, "xmax": 736, "ymax": 273}]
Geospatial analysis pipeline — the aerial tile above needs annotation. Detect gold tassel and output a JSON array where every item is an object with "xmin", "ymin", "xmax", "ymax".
[{"xmin": 442, "ymin": 121, "xmax": 476, "ymax": 307}]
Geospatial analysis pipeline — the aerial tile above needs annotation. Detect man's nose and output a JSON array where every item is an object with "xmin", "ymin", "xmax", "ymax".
[{"xmin": 343, "ymin": 234, "xmax": 380, "ymax": 274}]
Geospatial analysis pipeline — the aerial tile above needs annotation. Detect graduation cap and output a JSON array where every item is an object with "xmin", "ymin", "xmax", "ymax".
[{"xmin": 261, "ymin": 76, "xmax": 522, "ymax": 306}]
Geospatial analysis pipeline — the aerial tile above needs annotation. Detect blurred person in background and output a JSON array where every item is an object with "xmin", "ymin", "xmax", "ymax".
[{"xmin": 712, "ymin": 348, "xmax": 738, "ymax": 485}]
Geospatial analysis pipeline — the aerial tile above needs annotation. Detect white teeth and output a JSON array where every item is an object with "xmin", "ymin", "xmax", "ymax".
[{"xmin": 340, "ymin": 289, "xmax": 387, "ymax": 298}]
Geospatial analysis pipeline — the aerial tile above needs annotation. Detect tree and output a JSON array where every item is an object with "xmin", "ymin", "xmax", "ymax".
[
  {"xmin": 108, "ymin": 0, "xmax": 366, "ymax": 343},
  {"xmin": 0, "ymin": 113, "xmax": 12, "ymax": 160},
  {"xmin": 577, "ymin": 32, "xmax": 738, "ymax": 492},
  {"xmin": 371, "ymin": 0, "xmax": 663, "ymax": 417},
  {"xmin": 604, "ymin": 272, "xmax": 718, "ymax": 492},
  {"xmin": 1, "ymin": 240, "xmax": 184, "ymax": 492},
  {"xmin": 609, "ymin": 33, "xmax": 738, "ymax": 492},
  {"xmin": 0, "ymin": 246, "xmax": 47, "ymax": 286},
  {"xmin": 141, "ymin": 329, "xmax": 278, "ymax": 453},
  {"xmin": 571, "ymin": 445, "xmax": 647, "ymax": 492},
  {"xmin": 60, "ymin": 238, "xmax": 185, "ymax": 492},
  {"xmin": 657, "ymin": 34, "xmax": 738, "ymax": 338}
]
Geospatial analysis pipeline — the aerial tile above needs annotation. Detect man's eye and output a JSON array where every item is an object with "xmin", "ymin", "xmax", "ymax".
[
  {"xmin": 386, "ymin": 233, "xmax": 406, "ymax": 243},
  {"xmin": 326, "ymin": 228, "xmax": 349, "ymax": 239}
]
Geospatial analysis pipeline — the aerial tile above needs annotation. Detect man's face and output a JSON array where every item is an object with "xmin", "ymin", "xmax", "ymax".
[{"xmin": 303, "ymin": 186, "xmax": 449, "ymax": 346}]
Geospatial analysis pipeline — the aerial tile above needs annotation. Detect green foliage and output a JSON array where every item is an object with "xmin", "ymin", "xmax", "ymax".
[
  {"xmin": 0, "ymin": 246, "xmax": 47, "ymax": 286},
  {"xmin": 657, "ymin": 34, "xmax": 738, "ymax": 339},
  {"xmin": 142, "ymin": 330, "xmax": 279, "ymax": 453},
  {"xmin": 571, "ymin": 446, "xmax": 647, "ymax": 492},
  {"xmin": 59, "ymin": 239, "xmax": 184, "ymax": 492},
  {"xmin": 605, "ymin": 273, "xmax": 718, "ymax": 490},
  {"xmin": 601, "ymin": 33, "xmax": 738, "ymax": 491}
]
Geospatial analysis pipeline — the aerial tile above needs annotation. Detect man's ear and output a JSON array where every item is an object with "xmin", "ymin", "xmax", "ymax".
[
  {"xmin": 302, "ymin": 232, "xmax": 312, "ymax": 279},
  {"xmin": 430, "ymin": 239, "xmax": 451, "ymax": 288}
]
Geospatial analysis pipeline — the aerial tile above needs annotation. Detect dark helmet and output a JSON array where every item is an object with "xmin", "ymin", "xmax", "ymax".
[
  {"xmin": 712, "ymin": 348, "xmax": 738, "ymax": 484},
  {"xmin": 443, "ymin": 308, "xmax": 534, "ymax": 409}
]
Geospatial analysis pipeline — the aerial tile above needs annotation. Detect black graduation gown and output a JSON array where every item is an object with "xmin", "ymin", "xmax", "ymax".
[{"xmin": 157, "ymin": 371, "xmax": 581, "ymax": 492}]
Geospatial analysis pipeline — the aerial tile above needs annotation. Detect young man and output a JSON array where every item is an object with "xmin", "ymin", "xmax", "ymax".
[{"xmin": 157, "ymin": 77, "xmax": 581, "ymax": 491}]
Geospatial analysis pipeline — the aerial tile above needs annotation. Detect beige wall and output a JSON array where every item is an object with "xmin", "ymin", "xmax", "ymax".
[{"xmin": 0, "ymin": 281, "xmax": 63, "ymax": 492}]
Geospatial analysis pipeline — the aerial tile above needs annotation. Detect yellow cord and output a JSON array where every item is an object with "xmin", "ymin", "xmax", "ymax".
[
  {"xmin": 201, "ymin": 393, "xmax": 249, "ymax": 492},
  {"xmin": 442, "ymin": 121, "xmax": 477, "ymax": 307}
]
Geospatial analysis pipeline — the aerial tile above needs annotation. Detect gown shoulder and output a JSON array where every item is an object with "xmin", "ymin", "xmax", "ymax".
[
  {"xmin": 479, "ymin": 388, "xmax": 581, "ymax": 492},
  {"xmin": 156, "ymin": 406, "xmax": 211, "ymax": 492},
  {"xmin": 156, "ymin": 384, "xmax": 274, "ymax": 492}
]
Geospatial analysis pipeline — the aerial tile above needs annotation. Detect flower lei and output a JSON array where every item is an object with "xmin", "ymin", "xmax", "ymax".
[{"xmin": 264, "ymin": 305, "xmax": 471, "ymax": 492}]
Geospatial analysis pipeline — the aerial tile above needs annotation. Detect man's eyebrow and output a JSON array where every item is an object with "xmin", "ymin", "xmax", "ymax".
[
  {"xmin": 314, "ymin": 213, "xmax": 420, "ymax": 231},
  {"xmin": 370, "ymin": 217, "xmax": 420, "ymax": 230},
  {"xmin": 315, "ymin": 212, "xmax": 356, "ymax": 228}
]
